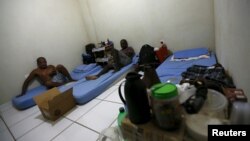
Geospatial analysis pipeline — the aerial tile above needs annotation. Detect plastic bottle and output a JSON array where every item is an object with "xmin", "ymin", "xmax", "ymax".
[{"xmin": 117, "ymin": 107, "xmax": 127, "ymax": 127}]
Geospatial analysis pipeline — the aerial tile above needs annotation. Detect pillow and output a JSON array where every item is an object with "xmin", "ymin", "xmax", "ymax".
[{"xmin": 173, "ymin": 47, "xmax": 209, "ymax": 59}]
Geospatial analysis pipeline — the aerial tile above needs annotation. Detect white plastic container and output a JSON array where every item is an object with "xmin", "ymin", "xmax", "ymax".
[
  {"xmin": 98, "ymin": 126, "xmax": 123, "ymax": 141},
  {"xmin": 199, "ymin": 89, "xmax": 228, "ymax": 119},
  {"xmin": 230, "ymin": 102, "xmax": 250, "ymax": 124},
  {"xmin": 186, "ymin": 114, "xmax": 223, "ymax": 141},
  {"xmin": 185, "ymin": 89, "xmax": 228, "ymax": 141}
]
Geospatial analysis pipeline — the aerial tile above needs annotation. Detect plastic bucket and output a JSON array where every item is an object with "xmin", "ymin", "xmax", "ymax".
[
  {"xmin": 199, "ymin": 89, "xmax": 228, "ymax": 119},
  {"xmin": 185, "ymin": 89, "xmax": 227, "ymax": 141}
]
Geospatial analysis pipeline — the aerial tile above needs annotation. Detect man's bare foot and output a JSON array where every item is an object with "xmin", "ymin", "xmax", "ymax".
[{"xmin": 86, "ymin": 75, "xmax": 99, "ymax": 80}]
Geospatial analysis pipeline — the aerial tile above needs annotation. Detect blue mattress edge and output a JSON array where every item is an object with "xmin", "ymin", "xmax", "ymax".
[
  {"xmin": 12, "ymin": 86, "xmax": 48, "ymax": 110},
  {"xmin": 12, "ymin": 57, "xmax": 137, "ymax": 110}
]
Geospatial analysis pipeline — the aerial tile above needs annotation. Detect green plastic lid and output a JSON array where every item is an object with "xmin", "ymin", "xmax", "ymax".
[{"xmin": 151, "ymin": 83, "xmax": 178, "ymax": 99}]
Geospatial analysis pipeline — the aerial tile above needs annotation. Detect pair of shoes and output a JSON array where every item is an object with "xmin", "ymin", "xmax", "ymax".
[{"xmin": 86, "ymin": 75, "xmax": 98, "ymax": 80}]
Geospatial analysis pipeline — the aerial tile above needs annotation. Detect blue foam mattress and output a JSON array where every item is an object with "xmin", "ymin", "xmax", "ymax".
[
  {"xmin": 70, "ymin": 63, "xmax": 102, "ymax": 80},
  {"xmin": 12, "ymin": 86, "xmax": 48, "ymax": 110},
  {"xmin": 73, "ymin": 62, "xmax": 135, "ymax": 104},
  {"xmin": 156, "ymin": 48, "xmax": 217, "ymax": 84},
  {"xmin": 12, "ymin": 56, "xmax": 138, "ymax": 110}
]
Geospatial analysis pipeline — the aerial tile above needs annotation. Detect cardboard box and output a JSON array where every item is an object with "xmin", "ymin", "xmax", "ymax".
[
  {"xmin": 34, "ymin": 87, "xmax": 76, "ymax": 121},
  {"xmin": 120, "ymin": 116, "xmax": 185, "ymax": 141}
]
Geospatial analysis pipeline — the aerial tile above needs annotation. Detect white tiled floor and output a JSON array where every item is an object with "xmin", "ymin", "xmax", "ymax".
[{"xmin": 0, "ymin": 79, "xmax": 126, "ymax": 141}]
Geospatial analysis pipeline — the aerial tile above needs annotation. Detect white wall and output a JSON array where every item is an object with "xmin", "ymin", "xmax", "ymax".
[
  {"xmin": 0, "ymin": 0, "xmax": 89, "ymax": 104},
  {"xmin": 79, "ymin": 0, "xmax": 215, "ymax": 52},
  {"xmin": 0, "ymin": 0, "xmax": 215, "ymax": 104},
  {"xmin": 214, "ymin": 0, "xmax": 250, "ymax": 101}
]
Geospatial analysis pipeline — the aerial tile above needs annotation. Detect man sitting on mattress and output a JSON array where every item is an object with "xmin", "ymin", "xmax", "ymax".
[
  {"xmin": 17, "ymin": 57, "xmax": 74, "ymax": 97},
  {"xmin": 86, "ymin": 39, "xmax": 135, "ymax": 80}
]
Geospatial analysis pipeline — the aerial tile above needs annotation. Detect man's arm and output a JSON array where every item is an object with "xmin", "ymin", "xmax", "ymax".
[
  {"xmin": 44, "ymin": 80, "xmax": 66, "ymax": 88},
  {"xmin": 123, "ymin": 47, "xmax": 135, "ymax": 58},
  {"xmin": 20, "ymin": 70, "xmax": 36, "ymax": 96}
]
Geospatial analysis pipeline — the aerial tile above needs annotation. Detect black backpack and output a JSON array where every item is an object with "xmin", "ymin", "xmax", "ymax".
[
  {"xmin": 138, "ymin": 44, "xmax": 159, "ymax": 68},
  {"xmin": 82, "ymin": 43, "xmax": 96, "ymax": 64},
  {"xmin": 85, "ymin": 43, "xmax": 95, "ymax": 56}
]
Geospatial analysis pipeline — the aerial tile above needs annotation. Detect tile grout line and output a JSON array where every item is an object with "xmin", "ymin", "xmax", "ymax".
[
  {"xmin": 65, "ymin": 117, "xmax": 101, "ymax": 135},
  {"xmin": 0, "ymin": 82, "xmax": 123, "ymax": 141},
  {"xmin": 11, "ymin": 84, "xmax": 122, "ymax": 140},
  {"xmin": 0, "ymin": 115, "xmax": 16, "ymax": 141},
  {"xmin": 69, "ymin": 102, "xmax": 97, "ymax": 123},
  {"xmin": 101, "ymin": 99, "xmax": 123, "ymax": 105},
  {"xmin": 73, "ymin": 99, "xmax": 103, "ymax": 121},
  {"xmin": 75, "ymin": 121, "xmax": 100, "ymax": 134},
  {"xmin": 49, "ymin": 121, "xmax": 75, "ymax": 141},
  {"xmin": 15, "ymin": 120, "xmax": 46, "ymax": 140},
  {"xmin": 63, "ymin": 99, "xmax": 102, "ymax": 121},
  {"xmin": 7, "ymin": 110, "xmax": 40, "ymax": 129},
  {"xmin": 16, "ymin": 92, "xmax": 117, "ymax": 140},
  {"xmin": 63, "ymin": 86, "xmax": 120, "ymax": 122},
  {"xmin": 109, "ymin": 118, "xmax": 118, "ymax": 128},
  {"xmin": 95, "ymin": 87, "xmax": 119, "ymax": 100},
  {"xmin": 62, "ymin": 98, "xmax": 122, "ymax": 137}
]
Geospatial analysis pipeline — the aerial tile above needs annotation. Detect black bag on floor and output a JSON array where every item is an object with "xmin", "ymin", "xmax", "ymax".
[
  {"xmin": 82, "ymin": 43, "xmax": 96, "ymax": 64},
  {"xmin": 138, "ymin": 44, "xmax": 159, "ymax": 69}
]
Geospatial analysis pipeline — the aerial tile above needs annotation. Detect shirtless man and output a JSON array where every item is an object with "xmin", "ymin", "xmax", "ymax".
[{"xmin": 18, "ymin": 57, "xmax": 74, "ymax": 97}]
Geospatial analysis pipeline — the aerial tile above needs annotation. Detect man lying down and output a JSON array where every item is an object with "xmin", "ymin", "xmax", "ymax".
[{"xmin": 17, "ymin": 57, "xmax": 74, "ymax": 97}]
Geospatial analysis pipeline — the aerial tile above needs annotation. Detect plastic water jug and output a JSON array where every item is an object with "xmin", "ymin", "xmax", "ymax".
[{"xmin": 119, "ymin": 72, "xmax": 151, "ymax": 124}]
